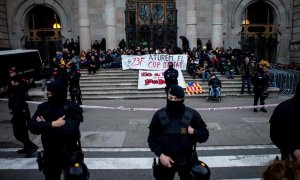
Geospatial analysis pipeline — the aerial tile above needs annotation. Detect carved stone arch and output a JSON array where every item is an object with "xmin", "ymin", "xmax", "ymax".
[
  {"xmin": 12, "ymin": 0, "xmax": 72, "ymax": 44},
  {"xmin": 230, "ymin": 0, "xmax": 290, "ymax": 63},
  {"xmin": 231, "ymin": 0, "xmax": 288, "ymax": 30}
]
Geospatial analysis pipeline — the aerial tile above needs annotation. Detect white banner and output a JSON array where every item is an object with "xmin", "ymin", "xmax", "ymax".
[
  {"xmin": 138, "ymin": 70, "xmax": 185, "ymax": 90},
  {"xmin": 121, "ymin": 54, "xmax": 188, "ymax": 71}
]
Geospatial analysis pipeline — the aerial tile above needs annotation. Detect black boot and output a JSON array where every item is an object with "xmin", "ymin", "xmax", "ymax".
[
  {"xmin": 247, "ymin": 87, "xmax": 251, "ymax": 95},
  {"xmin": 260, "ymin": 108, "xmax": 267, "ymax": 112},
  {"xmin": 253, "ymin": 108, "xmax": 258, "ymax": 112},
  {"xmin": 17, "ymin": 148, "xmax": 27, "ymax": 154},
  {"xmin": 25, "ymin": 144, "xmax": 39, "ymax": 158}
]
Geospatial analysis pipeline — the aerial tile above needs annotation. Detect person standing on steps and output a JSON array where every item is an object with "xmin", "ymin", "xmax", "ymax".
[
  {"xmin": 164, "ymin": 62, "xmax": 179, "ymax": 94},
  {"xmin": 239, "ymin": 57, "xmax": 253, "ymax": 94}
]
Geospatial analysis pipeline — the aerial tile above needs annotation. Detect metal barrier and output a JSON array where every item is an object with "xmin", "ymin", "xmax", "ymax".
[{"xmin": 269, "ymin": 68, "xmax": 300, "ymax": 94}]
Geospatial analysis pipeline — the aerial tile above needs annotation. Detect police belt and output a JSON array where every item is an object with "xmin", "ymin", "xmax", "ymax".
[{"xmin": 166, "ymin": 150, "xmax": 197, "ymax": 166}]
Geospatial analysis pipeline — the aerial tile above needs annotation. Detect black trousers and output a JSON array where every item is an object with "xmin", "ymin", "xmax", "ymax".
[
  {"xmin": 253, "ymin": 89, "xmax": 265, "ymax": 106},
  {"xmin": 155, "ymin": 154, "xmax": 197, "ymax": 180},
  {"xmin": 43, "ymin": 160, "xmax": 64, "ymax": 180},
  {"xmin": 11, "ymin": 111, "xmax": 36, "ymax": 150},
  {"xmin": 155, "ymin": 162, "xmax": 193, "ymax": 180},
  {"xmin": 69, "ymin": 87, "xmax": 82, "ymax": 105}
]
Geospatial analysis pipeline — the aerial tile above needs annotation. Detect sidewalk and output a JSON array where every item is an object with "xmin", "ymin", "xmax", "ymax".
[{"xmin": 0, "ymin": 90, "xmax": 292, "ymax": 148}]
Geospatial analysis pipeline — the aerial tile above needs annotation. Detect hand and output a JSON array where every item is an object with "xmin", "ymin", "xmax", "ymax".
[
  {"xmin": 52, "ymin": 115, "xmax": 65, "ymax": 128},
  {"xmin": 36, "ymin": 116, "xmax": 45, "ymax": 122},
  {"xmin": 293, "ymin": 149, "xmax": 300, "ymax": 159},
  {"xmin": 188, "ymin": 125, "xmax": 194, "ymax": 135},
  {"xmin": 159, "ymin": 154, "xmax": 174, "ymax": 168}
]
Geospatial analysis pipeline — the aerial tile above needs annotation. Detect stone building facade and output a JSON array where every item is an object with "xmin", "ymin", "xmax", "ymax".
[
  {"xmin": 1, "ymin": 0, "xmax": 297, "ymax": 64},
  {"xmin": 291, "ymin": 0, "xmax": 300, "ymax": 63}
]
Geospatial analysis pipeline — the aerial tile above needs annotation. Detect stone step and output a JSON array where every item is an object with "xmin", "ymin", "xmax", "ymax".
[
  {"xmin": 80, "ymin": 85, "xmax": 242, "ymax": 91},
  {"xmin": 79, "ymin": 81, "xmax": 242, "ymax": 87},
  {"xmin": 80, "ymin": 76, "xmax": 242, "ymax": 81},
  {"xmin": 81, "ymin": 88, "xmax": 243, "ymax": 95},
  {"xmin": 77, "ymin": 68, "xmax": 274, "ymax": 100},
  {"xmin": 81, "ymin": 93, "xmax": 250, "ymax": 100}
]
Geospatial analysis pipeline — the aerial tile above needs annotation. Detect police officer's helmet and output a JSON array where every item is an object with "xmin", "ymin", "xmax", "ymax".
[
  {"xmin": 191, "ymin": 160, "xmax": 211, "ymax": 180},
  {"xmin": 64, "ymin": 162, "xmax": 90, "ymax": 180}
]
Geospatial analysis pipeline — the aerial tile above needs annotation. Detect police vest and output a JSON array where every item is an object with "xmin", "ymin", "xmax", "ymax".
[{"xmin": 157, "ymin": 108, "xmax": 194, "ymax": 156}]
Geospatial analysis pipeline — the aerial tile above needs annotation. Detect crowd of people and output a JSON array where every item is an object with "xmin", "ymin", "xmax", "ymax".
[{"xmin": 50, "ymin": 37, "xmax": 276, "ymax": 114}]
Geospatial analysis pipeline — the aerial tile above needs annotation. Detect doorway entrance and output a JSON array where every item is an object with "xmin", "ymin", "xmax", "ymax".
[
  {"xmin": 25, "ymin": 6, "xmax": 62, "ymax": 64},
  {"xmin": 125, "ymin": 0, "xmax": 177, "ymax": 49},
  {"xmin": 240, "ymin": 1, "xmax": 278, "ymax": 62}
]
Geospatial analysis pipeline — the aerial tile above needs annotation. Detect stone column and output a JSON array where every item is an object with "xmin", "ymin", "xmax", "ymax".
[
  {"xmin": 212, "ymin": 0, "xmax": 223, "ymax": 49},
  {"xmin": 186, "ymin": 0, "xmax": 197, "ymax": 49},
  {"xmin": 105, "ymin": 0, "xmax": 117, "ymax": 50},
  {"xmin": 78, "ymin": 0, "xmax": 91, "ymax": 51},
  {"xmin": 278, "ymin": 27, "xmax": 291, "ymax": 64}
]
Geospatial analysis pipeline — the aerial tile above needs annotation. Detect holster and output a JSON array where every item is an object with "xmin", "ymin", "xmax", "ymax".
[
  {"xmin": 152, "ymin": 158, "xmax": 159, "ymax": 178},
  {"xmin": 37, "ymin": 151, "xmax": 44, "ymax": 172}
]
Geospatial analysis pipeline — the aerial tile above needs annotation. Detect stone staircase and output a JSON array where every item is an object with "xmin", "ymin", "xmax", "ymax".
[{"xmin": 80, "ymin": 68, "xmax": 248, "ymax": 100}]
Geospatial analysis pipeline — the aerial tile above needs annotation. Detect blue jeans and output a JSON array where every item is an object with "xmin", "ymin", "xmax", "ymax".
[
  {"xmin": 241, "ymin": 75, "xmax": 251, "ymax": 92},
  {"xmin": 225, "ymin": 70, "xmax": 233, "ymax": 78},
  {"xmin": 200, "ymin": 71, "xmax": 210, "ymax": 81},
  {"xmin": 209, "ymin": 87, "xmax": 220, "ymax": 97}
]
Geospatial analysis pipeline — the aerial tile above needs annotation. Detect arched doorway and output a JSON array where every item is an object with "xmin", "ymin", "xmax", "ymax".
[
  {"xmin": 25, "ymin": 6, "xmax": 62, "ymax": 64},
  {"xmin": 125, "ymin": 0, "xmax": 177, "ymax": 49},
  {"xmin": 239, "ymin": 1, "xmax": 278, "ymax": 62}
]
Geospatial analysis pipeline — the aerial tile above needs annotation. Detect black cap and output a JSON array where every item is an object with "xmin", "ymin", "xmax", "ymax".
[{"xmin": 168, "ymin": 85, "xmax": 185, "ymax": 99}]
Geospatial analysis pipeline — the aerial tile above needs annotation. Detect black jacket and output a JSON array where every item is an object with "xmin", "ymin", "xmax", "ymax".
[
  {"xmin": 148, "ymin": 106, "xmax": 209, "ymax": 158},
  {"xmin": 30, "ymin": 100, "xmax": 83, "ymax": 160},
  {"xmin": 8, "ymin": 83, "xmax": 29, "ymax": 114},
  {"xmin": 164, "ymin": 67, "xmax": 179, "ymax": 85},
  {"xmin": 208, "ymin": 78, "xmax": 222, "ymax": 89},
  {"xmin": 269, "ymin": 98, "xmax": 300, "ymax": 156},
  {"xmin": 252, "ymin": 71, "xmax": 269, "ymax": 91},
  {"xmin": 68, "ymin": 70, "xmax": 81, "ymax": 88}
]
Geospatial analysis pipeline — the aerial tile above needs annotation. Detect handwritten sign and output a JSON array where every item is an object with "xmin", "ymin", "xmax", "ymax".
[
  {"xmin": 122, "ymin": 54, "xmax": 188, "ymax": 71},
  {"xmin": 138, "ymin": 70, "xmax": 185, "ymax": 89}
]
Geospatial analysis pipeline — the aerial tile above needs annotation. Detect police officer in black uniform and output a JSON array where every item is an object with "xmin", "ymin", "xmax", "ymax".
[
  {"xmin": 29, "ymin": 80, "xmax": 84, "ymax": 180},
  {"xmin": 67, "ymin": 62, "xmax": 82, "ymax": 106},
  {"xmin": 148, "ymin": 85, "xmax": 209, "ymax": 180},
  {"xmin": 8, "ymin": 75, "xmax": 38, "ymax": 157},
  {"xmin": 269, "ymin": 81, "xmax": 300, "ymax": 160},
  {"xmin": 164, "ymin": 62, "xmax": 179, "ymax": 93},
  {"xmin": 252, "ymin": 65, "xmax": 270, "ymax": 112}
]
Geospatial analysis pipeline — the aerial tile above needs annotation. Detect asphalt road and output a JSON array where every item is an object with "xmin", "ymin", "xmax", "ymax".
[{"xmin": 0, "ymin": 95, "xmax": 291, "ymax": 179}]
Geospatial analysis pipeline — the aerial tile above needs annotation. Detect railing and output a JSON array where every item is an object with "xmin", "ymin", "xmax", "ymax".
[{"xmin": 269, "ymin": 67, "xmax": 300, "ymax": 94}]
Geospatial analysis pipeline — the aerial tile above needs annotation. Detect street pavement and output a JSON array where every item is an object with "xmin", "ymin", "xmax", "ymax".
[{"xmin": 0, "ymin": 93, "xmax": 292, "ymax": 179}]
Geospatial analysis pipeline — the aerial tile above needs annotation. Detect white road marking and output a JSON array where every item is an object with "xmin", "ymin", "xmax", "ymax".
[
  {"xmin": 220, "ymin": 179, "xmax": 260, "ymax": 180},
  {"xmin": 0, "ymin": 154, "xmax": 279, "ymax": 170},
  {"xmin": 242, "ymin": 118, "xmax": 269, "ymax": 123},
  {"xmin": 0, "ymin": 145, "xmax": 277, "ymax": 152}
]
